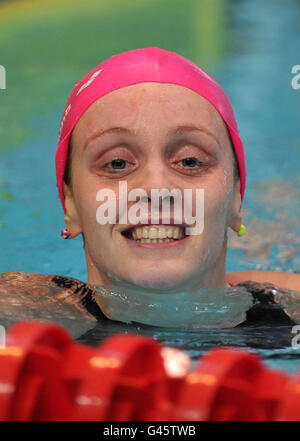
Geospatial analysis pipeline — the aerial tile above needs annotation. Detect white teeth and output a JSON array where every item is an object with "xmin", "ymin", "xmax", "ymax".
[
  {"xmin": 124, "ymin": 225, "xmax": 184, "ymax": 241},
  {"xmin": 167, "ymin": 228, "xmax": 173, "ymax": 238},
  {"xmin": 158, "ymin": 227, "xmax": 167, "ymax": 239},
  {"xmin": 173, "ymin": 229, "xmax": 179, "ymax": 239},
  {"xmin": 138, "ymin": 238, "xmax": 173, "ymax": 243},
  {"xmin": 149, "ymin": 227, "xmax": 157, "ymax": 239}
]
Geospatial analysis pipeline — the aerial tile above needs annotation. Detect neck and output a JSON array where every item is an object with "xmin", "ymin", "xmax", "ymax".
[{"xmin": 85, "ymin": 245, "xmax": 230, "ymax": 291}]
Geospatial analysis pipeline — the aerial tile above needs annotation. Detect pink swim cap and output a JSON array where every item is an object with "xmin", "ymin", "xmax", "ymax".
[{"xmin": 56, "ymin": 47, "xmax": 246, "ymax": 213}]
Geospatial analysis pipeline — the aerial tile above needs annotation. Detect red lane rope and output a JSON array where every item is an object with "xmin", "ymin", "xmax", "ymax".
[{"xmin": 0, "ymin": 321, "xmax": 298, "ymax": 421}]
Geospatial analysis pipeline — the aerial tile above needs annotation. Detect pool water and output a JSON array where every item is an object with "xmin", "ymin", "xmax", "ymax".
[
  {"xmin": 0, "ymin": 0, "xmax": 300, "ymax": 374},
  {"xmin": 77, "ymin": 322, "xmax": 300, "ymax": 375}
]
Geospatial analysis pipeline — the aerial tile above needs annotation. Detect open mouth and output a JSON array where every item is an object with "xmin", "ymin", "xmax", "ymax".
[{"xmin": 121, "ymin": 225, "xmax": 189, "ymax": 243}]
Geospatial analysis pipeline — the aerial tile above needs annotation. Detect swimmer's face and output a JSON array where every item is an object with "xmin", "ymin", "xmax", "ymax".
[{"xmin": 64, "ymin": 83, "xmax": 242, "ymax": 290}]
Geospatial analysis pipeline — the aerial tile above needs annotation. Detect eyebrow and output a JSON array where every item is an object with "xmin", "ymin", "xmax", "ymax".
[
  {"xmin": 83, "ymin": 127, "xmax": 132, "ymax": 150},
  {"xmin": 83, "ymin": 124, "xmax": 220, "ymax": 150},
  {"xmin": 168, "ymin": 125, "xmax": 220, "ymax": 147}
]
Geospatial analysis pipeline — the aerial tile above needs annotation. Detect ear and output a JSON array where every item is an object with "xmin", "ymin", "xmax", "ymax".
[
  {"xmin": 63, "ymin": 182, "xmax": 82, "ymax": 238},
  {"xmin": 228, "ymin": 179, "xmax": 243, "ymax": 233}
]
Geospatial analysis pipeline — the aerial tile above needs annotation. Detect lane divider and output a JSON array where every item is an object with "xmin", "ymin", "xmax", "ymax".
[{"xmin": 0, "ymin": 321, "xmax": 298, "ymax": 421}]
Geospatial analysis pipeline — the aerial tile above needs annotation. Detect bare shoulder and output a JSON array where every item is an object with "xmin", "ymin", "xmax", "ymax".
[
  {"xmin": 0, "ymin": 271, "xmax": 98, "ymax": 337},
  {"xmin": 227, "ymin": 270, "xmax": 300, "ymax": 292},
  {"xmin": 0, "ymin": 270, "xmax": 91, "ymax": 302}
]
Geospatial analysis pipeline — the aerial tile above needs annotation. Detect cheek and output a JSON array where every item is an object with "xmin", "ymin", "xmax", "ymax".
[
  {"xmin": 72, "ymin": 163, "xmax": 95, "ymax": 202},
  {"xmin": 72, "ymin": 164, "xmax": 109, "ymax": 222},
  {"xmin": 72, "ymin": 171, "xmax": 119, "ymax": 245},
  {"xmin": 202, "ymin": 169, "xmax": 234, "ymax": 232}
]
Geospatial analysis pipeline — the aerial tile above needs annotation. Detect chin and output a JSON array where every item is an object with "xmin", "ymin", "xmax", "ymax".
[{"xmin": 127, "ymin": 270, "xmax": 192, "ymax": 292}]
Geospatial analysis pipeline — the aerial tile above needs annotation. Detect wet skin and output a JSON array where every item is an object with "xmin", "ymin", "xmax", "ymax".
[
  {"xmin": 0, "ymin": 272, "xmax": 298, "ymax": 339},
  {"xmin": 63, "ymin": 83, "xmax": 243, "ymax": 293}
]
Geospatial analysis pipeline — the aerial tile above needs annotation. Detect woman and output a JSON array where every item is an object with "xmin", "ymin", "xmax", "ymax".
[{"xmin": 1, "ymin": 47, "xmax": 299, "ymax": 332}]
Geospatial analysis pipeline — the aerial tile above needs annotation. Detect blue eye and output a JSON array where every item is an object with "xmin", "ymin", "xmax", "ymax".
[
  {"xmin": 109, "ymin": 159, "xmax": 127, "ymax": 169},
  {"xmin": 181, "ymin": 158, "xmax": 201, "ymax": 167}
]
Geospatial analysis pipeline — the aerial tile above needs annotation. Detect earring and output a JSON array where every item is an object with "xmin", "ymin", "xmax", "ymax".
[
  {"xmin": 237, "ymin": 224, "xmax": 246, "ymax": 237},
  {"xmin": 61, "ymin": 228, "xmax": 71, "ymax": 239}
]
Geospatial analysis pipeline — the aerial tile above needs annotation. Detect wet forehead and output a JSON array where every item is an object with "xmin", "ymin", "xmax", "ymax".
[{"xmin": 71, "ymin": 82, "xmax": 230, "ymax": 150}]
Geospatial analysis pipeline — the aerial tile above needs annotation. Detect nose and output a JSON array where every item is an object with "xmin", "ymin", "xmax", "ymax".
[
  {"xmin": 131, "ymin": 156, "xmax": 177, "ymax": 197},
  {"xmin": 127, "ymin": 155, "xmax": 183, "ymax": 219}
]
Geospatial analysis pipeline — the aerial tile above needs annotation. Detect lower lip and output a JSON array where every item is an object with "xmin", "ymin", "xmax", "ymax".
[{"xmin": 121, "ymin": 234, "xmax": 191, "ymax": 249}]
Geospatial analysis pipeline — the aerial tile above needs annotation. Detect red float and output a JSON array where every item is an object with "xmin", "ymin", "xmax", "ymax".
[{"xmin": 0, "ymin": 321, "xmax": 298, "ymax": 421}]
